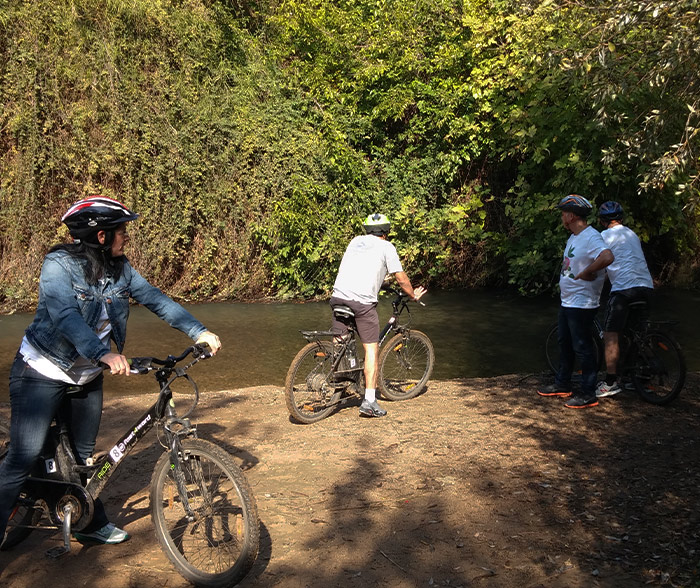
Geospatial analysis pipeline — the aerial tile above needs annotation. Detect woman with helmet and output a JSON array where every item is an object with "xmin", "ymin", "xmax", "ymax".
[
  {"xmin": 0, "ymin": 196, "xmax": 221, "ymax": 547},
  {"xmin": 537, "ymin": 195, "xmax": 613, "ymax": 409},
  {"xmin": 330, "ymin": 213, "xmax": 426, "ymax": 417},
  {"xmin": 595, "ymin": 201, "xmax": 654, "ymax": 398}
]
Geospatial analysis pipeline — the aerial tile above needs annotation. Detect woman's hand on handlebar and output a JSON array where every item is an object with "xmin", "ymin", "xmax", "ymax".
[
  {"xmin": 102, "ymin": 352, "xmax": 131, "ymax": 376},
  {"xmin": 196, "ymin": 331, "xmax": 221, "ymax": 355}
]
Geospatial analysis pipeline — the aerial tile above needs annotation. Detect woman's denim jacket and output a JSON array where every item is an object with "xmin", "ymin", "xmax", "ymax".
[{"xmin": 24, "ymin": 250, "xmax": 208, "ymax": 370}]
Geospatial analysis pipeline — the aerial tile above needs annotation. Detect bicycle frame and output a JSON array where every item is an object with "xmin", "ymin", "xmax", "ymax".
[
  {"xmin": 17, "ymin": 345, "xmax": 210, "ymax": 556},
  {"xmin": 88, "ymin": 351, "xmax": 205, "ymax": 498},
  {"xmin": 378, "ymin": 289, "xmax": 415, "ymax": 345},
  {"xmin": 302, "ymin": 287, "xmax": 416, "ymax": 366}
]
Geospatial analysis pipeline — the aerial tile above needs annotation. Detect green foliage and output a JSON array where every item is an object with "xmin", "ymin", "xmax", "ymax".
[{"xmin": 0, "ymin": 0, "xmax": 698, "ymax": 311}]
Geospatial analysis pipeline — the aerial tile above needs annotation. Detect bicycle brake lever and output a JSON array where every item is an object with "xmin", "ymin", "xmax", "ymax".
[
  {"xmin": 193, "ymin": 343, "xmax": 213, "ymax": 359},
  {"xmin": 129, "ymin": 357, "xmax": 153, "ymax": 374}
]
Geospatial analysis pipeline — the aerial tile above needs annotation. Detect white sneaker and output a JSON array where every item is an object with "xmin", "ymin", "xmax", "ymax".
[
  {"xmin": 73, "ymin": 522, "xmax": 130, "ymax": 545},
  {"xmin": 596, "ymin": 381, "xmax": 622, "ymax": 398}
]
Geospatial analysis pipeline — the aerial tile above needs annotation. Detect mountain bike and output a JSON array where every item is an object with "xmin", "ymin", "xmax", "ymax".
[
  {"xmin": 285, "ymin": 286, "xmax": 435, "ymax": 424},
  {"xmin": 0, "ymin": 344, "xmax": 259, "ymax": 588},
  {"xmin": 544, "ymin": 301, "xmax": 686, "ymax": 405}
]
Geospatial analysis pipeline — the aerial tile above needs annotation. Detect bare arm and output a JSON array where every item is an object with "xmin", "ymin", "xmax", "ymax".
[
  {"xmin": 575, "ymin": 249, "xmax": 614, "ymax": 281},
  {"xmin": 394, "ymin": 271, "xmax": 427, "ymax": 300}
]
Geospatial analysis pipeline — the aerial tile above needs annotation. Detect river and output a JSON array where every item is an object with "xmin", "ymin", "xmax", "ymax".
[{"xmin": 1, "ymin": 288, "xmax": 698, "ymax": 401}]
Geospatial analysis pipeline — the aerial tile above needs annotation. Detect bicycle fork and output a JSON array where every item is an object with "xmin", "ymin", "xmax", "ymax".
[{"xmin": 163, "ymin": 400, "xmax": 208, "ymax": 522}]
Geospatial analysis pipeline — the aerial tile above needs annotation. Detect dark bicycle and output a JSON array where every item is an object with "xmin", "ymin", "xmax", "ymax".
[
  {"xmin": 544, "ymin": 300, "xmax": 686, "ymax": 405},
  {"xmin": 0, "ymin": 344, "xmax": 259, "ymax": 588},
  {"xmin": 285, "ymin": 285, "xmax": 435, "ymax": 424}
]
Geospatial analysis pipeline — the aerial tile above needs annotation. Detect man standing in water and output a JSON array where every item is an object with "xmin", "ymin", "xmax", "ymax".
[
  {"xmin": 330, "ymin": 213, "xmax": 426, "ymax": 418},
  {"xmin": 538, "ymin": 195, "xmax": 613, "ymax": 408}
]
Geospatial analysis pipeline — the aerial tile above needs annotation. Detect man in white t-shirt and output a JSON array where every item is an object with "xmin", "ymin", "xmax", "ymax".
[
  {"xmin": 330, "ymin": 213, "xmax": 426, "ymax": 417},
  {"xmin": 537, "ymin": 195, "xmax": 613, "ymax": 408},
  {"xmin": 595, "ymin": 201, "xmax": 654, "ymax": 398}
]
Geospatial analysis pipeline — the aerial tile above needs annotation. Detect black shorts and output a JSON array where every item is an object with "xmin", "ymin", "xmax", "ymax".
[
  {"xmin": 329, "ymin": 297, "xmax": 380, "ymax": 344},
  {"xmin": 604, "ymin": 287, "xmax": 653, "ymax": 332}
]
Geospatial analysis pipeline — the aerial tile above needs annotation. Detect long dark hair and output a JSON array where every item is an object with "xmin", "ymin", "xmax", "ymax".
[{"xmin": 49, "ymin": 242, "xmax": 125, "ymax": 284}]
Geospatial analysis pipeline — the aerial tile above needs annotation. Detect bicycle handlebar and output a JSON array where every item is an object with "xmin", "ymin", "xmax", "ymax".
[
  {"xmin": 128, "ymin": 343, "xmax": 213, "ymax": 375},
  {"xmin": 380, "ymin": 284, "xmax": 426, "ymax": 306}
]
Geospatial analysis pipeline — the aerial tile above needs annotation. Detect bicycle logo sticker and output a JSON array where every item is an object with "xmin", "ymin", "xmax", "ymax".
[{"xmin": 109, "ymin": 413, "xmax": 152, "ymax": 464}]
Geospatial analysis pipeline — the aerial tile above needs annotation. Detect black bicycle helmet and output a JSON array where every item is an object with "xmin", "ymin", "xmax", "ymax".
[
  {"xmin": 556, "ymin": 194, "xmax": 593, "ymax": 218},
  {"xmin": 362, "ymin": 213, "xmax": 391, "ymax": 236},
  {"xmin": 62, "ymin": 196, "xmax": 139, "ymax": 248},
  {"xmin": 598, "ymin": 200, "xmax": 624, "ymax": 221}
]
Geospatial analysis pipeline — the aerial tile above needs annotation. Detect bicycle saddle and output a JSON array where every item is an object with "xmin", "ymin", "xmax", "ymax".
[{"xmin": 332, "ymin": 305, "xmax": 355, "ymax": 319}]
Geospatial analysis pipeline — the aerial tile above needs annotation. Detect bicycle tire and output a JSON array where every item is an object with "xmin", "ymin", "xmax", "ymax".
[
  {"xmin": 0, "ymin": 416, "xmax": 39, "ymax": 551},
  {"xmin": 630, "ymin": 330, "xmax": 686, "ymax": 406},
  {"xmin": 544, "ymin": 323, "xmax": 604, "ymax": 375},
  {"xmin": 150, "ymin": 439, "xmax": 259, "ymax": 588},
  {"xmin": 377, "ymin": 330, "xmax": 434, "ymax": 401},
  {"xmin": 285, "ymin": 341, "xmax": 338, "ymax": 424}
]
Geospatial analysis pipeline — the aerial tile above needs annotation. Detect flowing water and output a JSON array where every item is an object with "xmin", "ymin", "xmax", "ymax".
[{"xmin": 1, "ymin": 288, "xmax": 698, "ymax": 401}]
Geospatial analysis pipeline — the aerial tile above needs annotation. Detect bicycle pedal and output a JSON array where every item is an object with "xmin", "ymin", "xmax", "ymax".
[{"xmin": 45, "ymin": 545, "xmax": 71, "ymax": 559}]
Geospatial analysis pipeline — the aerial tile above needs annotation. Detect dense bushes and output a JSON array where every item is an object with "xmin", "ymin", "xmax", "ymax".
[{"xmin": 1, "ymin": 0, "xmax": 698, "ymax": 312}]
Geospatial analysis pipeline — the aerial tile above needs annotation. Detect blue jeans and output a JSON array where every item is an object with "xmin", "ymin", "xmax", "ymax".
[
  {"xmin": 556, "ymin": 306, "xmax": 598, "ymax": 398},
  {"xmin": 0, "ymin": 354, "xmax": 109, "ymax": 541}
]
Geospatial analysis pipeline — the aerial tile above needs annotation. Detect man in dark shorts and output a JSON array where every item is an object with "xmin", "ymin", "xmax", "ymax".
[
  {"xmin": 596, "ymin": 201, "xmax": 654, "ymax": 398},
  {"xmin": 330, "ymin": 213, "xmax": 426, "ymax": 417}
]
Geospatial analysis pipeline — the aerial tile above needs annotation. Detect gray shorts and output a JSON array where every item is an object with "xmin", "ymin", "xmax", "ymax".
[{"xmin": 329, "ymin": 297, "xmax": 380, "ymax": 344}]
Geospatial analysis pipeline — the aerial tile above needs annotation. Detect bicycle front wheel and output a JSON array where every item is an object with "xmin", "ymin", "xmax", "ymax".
[
  {"xmin": 150, "ymin": 439, "xmax": 259, "ymax": 588},
  {"xmin": 0, "ymin": 417, "xmax": 41, "ymax": 552},
  {"xmin": 285, "ymin": 341, "xmax": 338, "ymax": 423},
  {"xmin": 378, "ymin": 330, "xmax": 434, "ymax": 401},
  {"xmin": 631, "ymin": 330, "xmax": 686, "ymax": 405}
]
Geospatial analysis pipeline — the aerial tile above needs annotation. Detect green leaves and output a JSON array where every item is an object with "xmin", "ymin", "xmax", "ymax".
[{"xmin": 1, "ymin": 0, "xmax": 698, "ymax": 309}]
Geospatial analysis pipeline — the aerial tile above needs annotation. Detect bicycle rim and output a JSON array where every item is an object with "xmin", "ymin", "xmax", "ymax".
[
  {"xmin": 378, "ymin": 331, "xmax": 434, "ymax": 401},
  {"xmin": 284, "ymin": 341, "xmax": 337, "ymax": 423},
  {"xmin": 150, "ymin": 439, "xmax": 259, "ymax": 588},
  {"xmin": 631, "ymin": 331, "xmax": 686, "ymax": 405}
]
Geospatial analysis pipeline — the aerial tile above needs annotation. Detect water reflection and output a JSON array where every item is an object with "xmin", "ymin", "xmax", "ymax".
[{"xmin": 1, "ymin": 288, "xmax": 698, "ymax": 401}]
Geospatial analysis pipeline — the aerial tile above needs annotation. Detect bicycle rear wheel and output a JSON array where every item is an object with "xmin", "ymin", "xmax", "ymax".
[
  {"xmin": 151, "ymin": 439, "xmax": 259, "ymax": 588},
  {"xmin": 0, "ymin": 416, "xmax": 40, "ymax": 551},
  {"xmin": 631, "ymin": 330, "xmax": 686, "ymax": 405},
  {"xmin": 285, "ymin": 341, "xmax": 338, "ymax": 423},
  {"xmin": 378, "ymin": 330, "xmax": 434, "ymax": 401}
]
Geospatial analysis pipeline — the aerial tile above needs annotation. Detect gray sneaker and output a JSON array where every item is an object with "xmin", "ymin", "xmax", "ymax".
[
  {"xmin": 596, "ymin": 381, "xmax": 622, "ymax": 398},
  {"xmin": 359, "ymin": 399, "xmax": 387, "ymax": 418},
  {"xmin": 73, "ymin": 522, "xmax": 130, "ymax": 545}
]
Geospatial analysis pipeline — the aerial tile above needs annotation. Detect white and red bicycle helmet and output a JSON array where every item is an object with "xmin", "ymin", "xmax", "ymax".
[{"xmin": 62, "ymin": 196, "xmax": 139, "ymax": 248}]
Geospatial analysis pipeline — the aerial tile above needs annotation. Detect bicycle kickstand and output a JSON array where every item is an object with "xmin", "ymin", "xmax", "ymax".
[{"xmin": 45, "ymin": 503, "xmax": 73, "ymax": 559}]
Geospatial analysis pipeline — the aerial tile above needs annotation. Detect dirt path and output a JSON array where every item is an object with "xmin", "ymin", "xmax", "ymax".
[{"xmin": 1, "ymin": 373, "xmax": 700, "ymax": 588}]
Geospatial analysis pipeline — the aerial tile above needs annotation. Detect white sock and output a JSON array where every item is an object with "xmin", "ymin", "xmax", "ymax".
[{"xmin": 364, "ymin": 389, "xmax": 376, "ymax": 403}]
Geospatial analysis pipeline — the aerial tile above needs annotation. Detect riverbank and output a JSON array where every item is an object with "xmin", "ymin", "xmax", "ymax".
[{"xmin": 1, "ymin": 373, "xmax": 699, "ymax": 587}]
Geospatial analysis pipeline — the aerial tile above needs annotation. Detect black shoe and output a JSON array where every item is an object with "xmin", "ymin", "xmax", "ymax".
[
  {"xmin": 564, "ymin": 395, "xmax": 599, "ymax": 409},
  {"xmin": 537, "ymin": 384, "xmax": 572, "ymax": 398}
]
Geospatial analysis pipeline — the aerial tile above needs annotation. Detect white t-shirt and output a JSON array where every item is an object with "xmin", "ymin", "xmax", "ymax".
[
  {"xmin": 19, "ymin": 303, "xmax": 112, "ymax": 385},
  {"xmin": 559, "ymin": 225, "xmax": 609, "ymax": 309},
  {"xmin": 332, "ymin": 235, "xmax": 403, "ymax": 304},
  {"xmin": 601, "ymin": 224, "xmax": 653, "ymax": 292}
]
